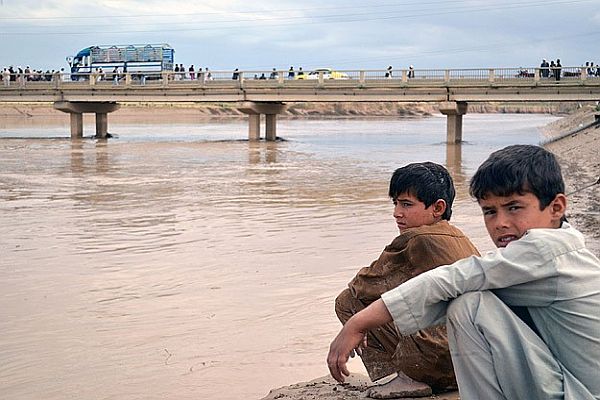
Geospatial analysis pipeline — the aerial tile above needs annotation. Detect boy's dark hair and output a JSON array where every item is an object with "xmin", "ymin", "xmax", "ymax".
[
  {"xmin": 389, "ymin": 162, "xmax": 455, "ymax": 221},
  {"xmin": 469, "ymin": 144, "xmax": 565, "ymax": 209}
]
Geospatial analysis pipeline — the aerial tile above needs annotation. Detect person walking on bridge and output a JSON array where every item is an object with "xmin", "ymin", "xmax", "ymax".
[
  {"xmin": 2, "ymin": 68, "xmax": 10, "ymax": 86},
  {"xmin": 554, "ymin": 59, "xmax": 562, "ymax": 81},
  {"xmin": 540, "ymin": 59, "xmax": 550, "ymax": 78}
]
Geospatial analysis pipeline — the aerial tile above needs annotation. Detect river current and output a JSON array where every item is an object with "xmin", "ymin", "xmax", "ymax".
[{"xmin": 0, "ymin": 113, "xmax": 556, "ymax": 399}]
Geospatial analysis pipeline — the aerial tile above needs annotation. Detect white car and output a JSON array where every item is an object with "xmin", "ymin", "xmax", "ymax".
[{"xmin": 297, "ymin": 68, "xmax": 350, "ymax": 80}]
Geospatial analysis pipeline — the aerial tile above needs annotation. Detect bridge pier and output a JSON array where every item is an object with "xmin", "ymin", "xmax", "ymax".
[
  {"xmin": 238, "ymin": 102, "xmax": 287, "ymax": 141},
  {"xmin": 248, "ymin": 114, "xmax": 261, "ymax": 141},
  {"xmin": 439, "ymin": 101, "xmax": 468, "ymax": 143},
  {"xmin": 70, "ymin": 113, "xmax": 83, "ymax": 138},
  {"xmin": 54, "ymin": 101, "xmax": 120, "ymax": 139}
]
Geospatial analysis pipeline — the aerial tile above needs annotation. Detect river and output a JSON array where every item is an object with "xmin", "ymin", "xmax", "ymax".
[{"xmin": 0, "ymin": 113, "xmax": 557, "ymax": 400}]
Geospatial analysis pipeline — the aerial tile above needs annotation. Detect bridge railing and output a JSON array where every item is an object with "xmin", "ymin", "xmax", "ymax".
[
  {"xmin": 448, "ymin": 69, "xmax": 490, "ymax": 80},
  {"xmin": 1, "ymin": 67, "xmax": 599, "ymax": 89},
  {"xmin": 417, "ymin": 69, "xmax": 448, "ymax": 81}
]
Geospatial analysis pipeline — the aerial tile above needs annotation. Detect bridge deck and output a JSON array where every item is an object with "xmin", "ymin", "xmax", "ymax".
[{"xmin": 2, "ymin": 68, "xmax": 599, "ymax": 103}]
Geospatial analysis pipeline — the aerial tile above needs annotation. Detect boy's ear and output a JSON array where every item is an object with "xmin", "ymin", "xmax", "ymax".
[
  {"xmin": 432, "ymin": 199, "xmax": 447, "ymax": 218},
  {"xmin": 549, "ymin": 194, "xmax": 567, "ymax": 222}
]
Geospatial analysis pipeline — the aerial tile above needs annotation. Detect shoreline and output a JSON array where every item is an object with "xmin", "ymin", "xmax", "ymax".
[{"xmin": 0, "ymin": 101, "xmax": 583, "ymax": 122}]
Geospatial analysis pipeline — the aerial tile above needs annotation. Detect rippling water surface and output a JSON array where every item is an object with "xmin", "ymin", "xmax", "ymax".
[{"xmin": 0, "ymin": 114, "xmax": 556, "ymax": 399}]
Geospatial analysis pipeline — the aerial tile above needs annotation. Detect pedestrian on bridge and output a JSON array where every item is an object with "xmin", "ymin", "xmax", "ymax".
[
  {"xmin": 112, "ymin": 67, "xmax": 119, "ymax": 85},
  {"xmin": 554, "ymin": 59, "xmax": 562, "ymax": 81},
  {"xmin": 540, "ymin": 59, "xmax": 550, "ymax": 78},
  {"xmin": 2, "ymin": 68, "xmax": 10, "ymax": 86}
]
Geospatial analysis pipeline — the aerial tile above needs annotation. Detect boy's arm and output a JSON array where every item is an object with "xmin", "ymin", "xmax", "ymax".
[
  {"xmin": 327, "ymin": 299, "xmax": 392, "ymax": 382},
  {"xmin": 382, "ymin": 230, "xmax": 562, "ymax": 335}
]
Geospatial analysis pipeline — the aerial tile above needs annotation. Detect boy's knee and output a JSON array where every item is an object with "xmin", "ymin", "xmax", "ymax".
[
  {"xmin": 446, "ymin": 291, "xmax": 492, "ymax": 324},
  {"xmin": 334, "ymin": 288, "xmax": 354, "ymax": 322}
]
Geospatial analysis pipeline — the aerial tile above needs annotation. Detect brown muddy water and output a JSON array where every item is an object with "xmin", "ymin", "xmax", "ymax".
[{"xmin": 0, "ymin": 114, "xmax": 556, "ymax": 399}]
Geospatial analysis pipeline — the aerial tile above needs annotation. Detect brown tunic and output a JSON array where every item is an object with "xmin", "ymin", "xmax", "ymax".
[{"xmin": 335, "ymin": 220, "xmax": 479, "ymax": 390}]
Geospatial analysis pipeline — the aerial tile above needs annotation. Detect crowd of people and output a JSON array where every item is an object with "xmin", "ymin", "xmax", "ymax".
[
  {"xmin": 161, "ymin": 65, "xmax": 311, "ymax": 81},
  {"xmin": 539, "ymin": 59, "xmax": 563, "ymax": 80},
  {"xmin": 172, "ymin": 64, "xmax": 214, "ymax": 81},
  {"xmin": 1, "ymin": 65, "xmax": 71, "ymax": 86},
  {"xmin": 584, "ymin": 60, "xmax": 600, "ymax": 77},
  {"xmin": 4, "ymin": 61, "xmax": 600, "ymax": 87},
  {"xmin": 539, "ymin": 58, "xmax": 600, "ymax": 80},
  {"xmin": 247, "ymin": 66, "xmax": 306, "ymax": 80},
  {"xmin": 385, "ymin": 65, "xmax": 415, "ymax": 78}
]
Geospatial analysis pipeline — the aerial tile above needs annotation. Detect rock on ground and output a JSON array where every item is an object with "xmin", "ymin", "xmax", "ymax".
[{"xmin": 260, "ymin": 374, "xmax": 459, "ymax": 400}]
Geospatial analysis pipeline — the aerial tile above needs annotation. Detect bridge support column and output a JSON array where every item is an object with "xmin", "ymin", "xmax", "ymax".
[
  {"xmin": 238, "ymin": 102, "xmax": 287, "ymax": 141},
  {"xmin": 439, "ymin": 102, "xmax": 468, "ymax": 143},
  {"xmin": 96, "ymin": 113, "xmax": 108, "ymax": 139},
  {"xmin": 265, "ymin": 114, "xmax": 277, "ymax": 141},
  {"xmin": 248, "ymin": 114, "xmax": 261, "ymax": 141},
  {"xmin": 54, "ymin": 101, "xmax": 120, "ymax": 139},
  {"xmin": 70, "ymin": 113, "xmax": 83, "ymax": 139}
]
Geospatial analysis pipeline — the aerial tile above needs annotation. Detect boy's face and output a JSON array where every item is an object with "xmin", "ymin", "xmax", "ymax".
[
  {"xmin": 393, "ymin": 192, "xmax": 444, "ymax": 232},
  {"xmin": 479, "ymin": 192, "xmax": 567, "ymax": 248}
]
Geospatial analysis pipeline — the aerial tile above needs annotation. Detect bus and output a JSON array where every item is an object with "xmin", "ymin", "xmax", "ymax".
[{"xmin": 67, "ymin": 44, "xmax": 174, "ymax": 81}]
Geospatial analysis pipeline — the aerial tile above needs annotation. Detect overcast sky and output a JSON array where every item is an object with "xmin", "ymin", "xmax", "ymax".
[{"xmin": 1, "ymin": 0, "xmax": 599, "ymax": 72}]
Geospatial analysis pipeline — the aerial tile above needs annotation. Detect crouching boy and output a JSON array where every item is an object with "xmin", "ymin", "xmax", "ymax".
[
  {"xmin": 328, "ymin": 144, "xmax": 600, "ymax": 400},
  {"xmin": 335, "ymin": 162, "xmax": 479, "ymax": 397}
]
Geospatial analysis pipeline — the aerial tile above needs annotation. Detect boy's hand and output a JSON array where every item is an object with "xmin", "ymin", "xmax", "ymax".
[
  {"xmin": 327, "ymin": 322, "xmax": 366, "ymax": 382},
  {"xmin": 348, "ymin": 334, "xmax": 368, "ymax": 358},
  {"xmin": 354, "ymin": 334, "xmax": 368, "ymax": 357},
  {"xmin": 328, "ymin": 299, "xmax": 393, "ymax": 382}
]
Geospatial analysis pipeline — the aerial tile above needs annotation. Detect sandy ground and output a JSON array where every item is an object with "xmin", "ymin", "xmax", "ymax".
[
  {"xmin": 260, "ymin": 106, "xmax": 600, "ymax": 400},
  {"xmin": 544, "ymin": 105, "xmax": 600, "ymax": 256}
]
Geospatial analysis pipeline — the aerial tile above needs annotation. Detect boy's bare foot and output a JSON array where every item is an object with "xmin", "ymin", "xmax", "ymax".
[{"xmin": 367, "ymin": 371, "xmax": 432, "ymax": 399}]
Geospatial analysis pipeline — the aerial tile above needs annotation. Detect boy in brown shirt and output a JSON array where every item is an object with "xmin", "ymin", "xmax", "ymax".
[{"xmin": 335, "ymin": 162, "xmax": 479, "ymax": 398}]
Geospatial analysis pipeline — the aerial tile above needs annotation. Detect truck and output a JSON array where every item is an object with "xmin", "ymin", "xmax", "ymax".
[{"xmin": 66, "ymin": 43, "xmax": 174, "ymax": 81}]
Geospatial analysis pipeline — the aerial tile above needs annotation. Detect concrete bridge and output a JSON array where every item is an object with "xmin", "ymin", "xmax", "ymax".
[{"xmin": 1, "ymin": 67, "xmax": 599, "ymax": 142}]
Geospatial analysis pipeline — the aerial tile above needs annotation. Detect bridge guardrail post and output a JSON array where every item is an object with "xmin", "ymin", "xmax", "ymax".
[
  {"xmin": 534, "ymin": 69, "xmax": 540, "ymax": 82},
  {"xmin": 90, "ymin": 73, "xmax": 96, "ymax": 86},
  {"xmin": 239, "ymin": 72, "xmax": 245, "ymax": 88},
  {"xmin": 53, "ymin": 72, "xmax": 60, "ymax": 89},
  {"xmin": 402, "ymin": 70, "xmax": 408, "ymax": 83},
  {"xmin": 581, "ymin": 67, "xmax": 587, "ymax": 81},
  {"xmin": 278, "ymin": 72, "xmax": 284, "ymax": 84},
  {"xmin": 359, "ymin": 71, "xmax": 365, "ymax": 84},
  {"xmin": 162, "ymin": 72, "xmax": 169, "ymax": 87},
  {"xmin": 125, "ymin": 73, "xmax": 132, "ymax": 86},
  {"xmin": 444, "ymin": 70, "xmax": 450, "ymax": 83},
  {"xmin": 488, "ymin": 69, "xmax": 495, "ymax": 83},
  {"xmin": 318, "ymin": 71, "xmax": 324, "ymax": 84}
]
